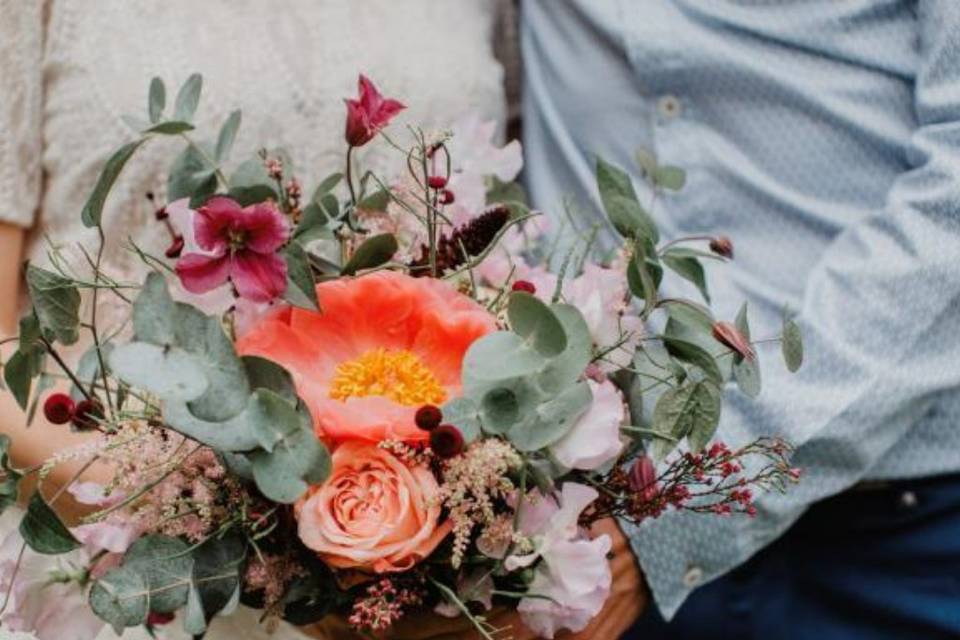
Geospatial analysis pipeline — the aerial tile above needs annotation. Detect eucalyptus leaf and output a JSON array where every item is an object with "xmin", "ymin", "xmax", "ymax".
[
  {"xmin": 634, "ymin": 147, "xmax": 659, "ymax": 179},
  {"xmin": 109, "ymin": 342, "xmax": 209, "ymax": 401},
  {"xmin": 282, "ymin": 241, "xmax": 320, "ymax": 311},
  {"xmin": 486, "ymin": 177, "xmax": 528, "ymax": 206},
  {"xmin": 357, "ymin": 188, "xmax": 390, "ymax": 212},
  {"xmin": 144, "ymin": 120, "xmax": 195, "ymax": 135},
  {"xmin": 312, "ymin": 172, "xmax": 343, "ymax": 200},
  {"xmin": 441, "ymin": 397, "xmax": 482, "ymax": 443},
  {"xmin": 215, "ymin": 110, "xmax": 242, "ymax": 162},
  {"xmin": 132, "ymin": 272, "xmax": 178, "ymax": 345},
  {"xmin": 250, "ymin": 423, "xmax": 331, "ymax": 503},
  {"xmin": 652, "ymin": 381, "xmax": 721, "ymax": 457},
  {"xmin": 653, "ymin": 165, "xmax": 686, "ymax": 191},
  {"xmin": 462, "ymin": 332, "xmax": 550, "ymax": 388},
  {"xmin": 733, "ymin": 303, "xmax": 761, "ymax": 397},
  {"xmin": 3, "ymin": 348, "xmax": 42, "ymax": 410},
  {"xmin": 508, "ymin": 381, "xmax": 592, "ymax": 451},
  {"xmin": 242, "ymin": 356, "xmax": 297, "ymax": 403},
  {"xmin": 228, "ymin": 157, "xmax": 279, "ymax": 206},
  {"xmin": 294, "ymin": 202, "xmax": 335, "ymax": 243},
  {"xmin": 148, "ymin": 77, "xmax": 165, "ymax": 123},
  {"xmin": 507, "ymin": 292, "xmax": 567, "ymax": 358},
  {"xmin": 123, "ymin": 535, "xmax": 193, "ymax": 613},
  {"xmin": 0, "ymin": 435, "xmax": 21, "ymax": 514},
  {"xmin": 662, "ymin": 252, "xmax": 710, "ymax": 303},
  {"xmin": 17, "ymin": 312, "xmax": 40, "ymax": 355},
  {"xmin": 20, "ymin": 492, "xmax": 80, "ymax": 554},
  {"xmin": 26, "ymin": 264, "xmax": 81, "ymax": 345},
  {"xmin": 664, "ymin": 337, "xmax": 723, "ymax": 385},
  {"xmin": 71, "ymin": 344, "xmax": 113, "ymax": 401},
  {"xmin": 627, "ymin": 245, "xmax": 658, "ymax": 316},
  {"xmin": 341, "ymin": 233, "xmax": 398, "ymax": 275},
  {"xmin": 168, "ymin": 142, "xmax": 218, "ymax": 206},
  {"xmin": 173, "ymin": 73, "xmax": 203, "ymax": 121},
  {"xmin": 538, "ymin": 303, "xmax": 593, "ymax": 392},
  {"xmin": 782, "ymin": 317, "xmax": 803, "ymax": 372},
  {"xmin": 82, "ymin": 139, "xmax": 146, "ymax": 227},
  {"xmin": 89, "ymin": 566, "xmax": 150, "ymax": 634},
  {"xmin": 188, "ymin": 532, "xmax": 247, "ymax": 632},
  {"xmin": 596, "ymin": 157, "xmax": 659, "ymax": 244}
]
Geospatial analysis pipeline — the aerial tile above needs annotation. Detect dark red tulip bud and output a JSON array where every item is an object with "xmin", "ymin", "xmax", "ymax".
[
  {"xmin": 43, "ymin": 393, "xmax": 75, "ymax": 425},
  {"xmin": 164, "ymin": 235, "xmax": 185, "ymax": 259},
  {"xmin": 415, "ymin": 404, "xmax": 443, "ymax": 431},
  {"xmin": 72, "ymin": 399, "xmax": 104, "ymax": 431},
  {"xmin": 427, "ymin": 175, "xmax": 448, "ymax": 190},
  {"xmin": 709, "ymin": 235, "xmax": 734, "ymax": 259},
  {"xmin": 154, "ymin": 207, "xmax": 169, "ymax": 221},
  {"xmin": 628, "ymin": 455, "xmax": 660, "ymax": 501},
  {"xmin": 712, "ymin": 321, "xmax": 755, "ymax": 361},
  {"xmin": 146, "ymin": 611, "xmax": 175, "ymax": 626},
  {"xmin": 439, "ymin": 189, "xmax": 455, "ymax": 205},
  {"xmin": 511, "ymin": 280, "xmax": 536, "ymax": 294},
  {"xmin": 430, "ymin": 424, "xmax": 465, "ymax": 458}
]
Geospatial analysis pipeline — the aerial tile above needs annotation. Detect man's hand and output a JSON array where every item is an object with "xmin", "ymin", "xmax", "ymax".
[{"xmin": 306, "ymin": 519, "xmax": 647, "ymax": 640}]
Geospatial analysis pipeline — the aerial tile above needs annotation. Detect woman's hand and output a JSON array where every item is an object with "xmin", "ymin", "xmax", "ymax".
[{"xmin": 305, "ymin": 519, "xmax": 646, "ymax": 640}]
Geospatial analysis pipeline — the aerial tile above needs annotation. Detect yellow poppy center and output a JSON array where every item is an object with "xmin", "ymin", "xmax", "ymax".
[{"xmin": 328, "ymin": 348, "xmax": 447, "ymax": 406}]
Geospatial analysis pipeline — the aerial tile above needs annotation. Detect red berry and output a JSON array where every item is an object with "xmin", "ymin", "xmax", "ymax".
[
  {"xmin": 72, "ymin": 399, "xmax": 104, "ymax": 431},
  {"xmin": 164, "ymin": 235, "xmax": 185, "ymax": 259},
  {"xmin": 427, "ymin": 175, "xmax": 448, "ymax": 189},
  {"xmin": 415, "ymin": 405, "xmax": 443, "ymax": 431},
  {"xmin": 43, "ymin": 393, "xmax": 75, "ymax": 425},
  {"xmin": 430, "ymin": 424, "xmax": 464, "ymax": 458},
  {"xmin": 511, "ymin": 280, "xmax": 536, "ymax": 294},
  {"xmin": 146, "ymin": 611, "xmax": 175, "ymax": 626},
  {"xmin": 439, "ymin": 189, "xmax": 455, "ymax": 205}
]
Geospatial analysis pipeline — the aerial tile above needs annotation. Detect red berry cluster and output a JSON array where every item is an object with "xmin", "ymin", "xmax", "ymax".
[
  {"xmin": 43, "ymin": 393, "xmax": 103, "ymax": 431},
  {"xmin": 414, "ymin": 404, "xmax": 464, "ymax": 458}
]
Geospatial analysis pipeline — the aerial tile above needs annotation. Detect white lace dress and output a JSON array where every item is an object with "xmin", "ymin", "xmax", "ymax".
[{"xmin": 0, "ymin": 1, "xmax": 506, "ymax": 638}]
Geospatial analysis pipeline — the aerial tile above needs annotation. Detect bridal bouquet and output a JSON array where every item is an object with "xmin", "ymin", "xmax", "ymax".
[{"xmin": 0, "ymin": 74, "xmax": 804, "ymax": 639}]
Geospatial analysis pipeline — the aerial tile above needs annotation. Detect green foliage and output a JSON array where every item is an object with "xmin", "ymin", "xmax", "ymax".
[
  {"xmin": 228, "ymin": 157, "xmax": 280, "ymax": 206},
  {"xmin": 732, "ymin": 303, "xmax": 761, "ymax": 397},
  {"xmin": 664, "ymin": 337, "xmax": 723, "ymax": 385},
  {"xmin": 507, "ymin": 292, "xmax": 567, "ymax": 358},
  {"xmin": 596, "ymin": 157, "xmax": 659, "ymax": 244},
  {"xmin": 168, "ymin": 142, "xmax": 218, "ymax": 207},
  {"xmin": 651, "ymin": 380, "xmax": 722, "ymax": 458},
  {"xmin": 635, "ymin": 147, "xmax": 686, "ymax": 191},
  {"xmin": 215, "ymin": 110, "xmax": 242, "ymax": 162},
  {"xmin": 341, "ymin": 233, "xmax": 398, "ymax": 275},
  {"xmin": 143, "ymin": 121, "xmax": 195, "ymax": 135},
  {"xmin": 357, "ymin": 187, "xmax": 391, "ymax": 212},
  {"xmin": 662, "ymin": 249, "xmax": 710, "ymax": 303},
  {"xmin": 148, "ymin": 77, "xmax": 165, "ymax": 123},
  {"xmin": 627, "ymin": 242, "xmax": 659, "ymax": 318},
  {"xmin": 19, "ymin": 492, "xmax": 80, "ymax": 554},
  {"xmin": 486, "ymin": 177, "xmax": 528, "ymax": 206},
  {"xmin": 82, "ymin": 140, "xmax": 146, "ymax": 227},
  {"xmin": 0, "ymin": 435, "xmax": 21, "ymax": 514},
  {"xmin": 173, "ymin": 73, "xmax": 203, "ymax": 122},
  {"xmin": 3, "ymin": 347, "xmax": 44, "ymax": 411},
  {"xmin": 25, "ymin": 265, "xmax": 81, "ymax": 345},
  {"xmin": 282, "ymin": 241, "xmax": 321, "ymax": 311},
  {"xmin": 782, "ymin": 315, "xmax": 804, "ymax": 372},
  {"xmin": 295, "ymin": 194, "xmax": 338, "ymax": 244}
]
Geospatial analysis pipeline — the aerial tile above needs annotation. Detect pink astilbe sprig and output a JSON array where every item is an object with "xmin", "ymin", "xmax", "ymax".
[
  {"xmin": 348, "ymin": 576, "xmax": 425, "ymax": 633},
  {"xmin": 585, "ymin": 438, "xmax": 800, "ymax": 526}
]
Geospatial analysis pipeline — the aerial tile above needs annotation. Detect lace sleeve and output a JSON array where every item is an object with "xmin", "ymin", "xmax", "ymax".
[{"xmin": 0, "ymin": 0, "xmax": 43, "ymax": 228}]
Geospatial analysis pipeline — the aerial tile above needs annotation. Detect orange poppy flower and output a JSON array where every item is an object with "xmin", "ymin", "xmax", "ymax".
[{"xmin": 236, "ymin": 271, "xmax": 496, "ymax": 444}]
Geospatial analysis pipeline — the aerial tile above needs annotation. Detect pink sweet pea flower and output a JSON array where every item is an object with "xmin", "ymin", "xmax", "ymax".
[
  {"xmin": 175, "ymin": 196, "xmax": 290, "ymax": 303},
  {"xmin": 344, "ymin": 74, "xmax": 405, "ymax": 147}
]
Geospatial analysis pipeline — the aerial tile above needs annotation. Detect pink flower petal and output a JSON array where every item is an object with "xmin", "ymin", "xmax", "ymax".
[
  {"xmin": 194, "ymin": 196, "xmax": 244, "ymax": 253},
  {"xmin": 231, "ymin": 251, "xmax": 288, "ymax": 302},
  {"xmin": 176, "ymin": 252, "xmax": 231, "ymax": 294},
  {"xmin": 240, "ymin": 202, "xmax": 290, "ymax": 253}
]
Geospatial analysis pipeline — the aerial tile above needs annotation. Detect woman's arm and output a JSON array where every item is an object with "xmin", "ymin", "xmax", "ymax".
[{"xmin": 0, "ymin": 222, "xmax": 102, "ymax": 521}]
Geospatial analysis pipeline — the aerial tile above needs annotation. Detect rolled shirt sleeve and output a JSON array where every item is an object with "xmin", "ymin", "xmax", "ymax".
[
  {"xmin": 0, "ymin": 0, "xmax": 43, "ymax": 228},
  {"xmin": 625, "ymin": 0, "xmax": 960, "ymax": 619}
]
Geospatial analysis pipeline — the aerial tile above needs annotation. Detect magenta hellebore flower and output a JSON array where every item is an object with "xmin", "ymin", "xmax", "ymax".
[
  {"xmin": 175, "ymin": 197, "xmax": 289, "ymax": 303},
  {"xmin": 344, "ymin": 74, "xmax": 405, "ymax": 147}
]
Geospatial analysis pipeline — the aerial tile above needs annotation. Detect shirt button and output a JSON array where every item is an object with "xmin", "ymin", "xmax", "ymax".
[
  {"xmin": 682, "ymin": 565, "xmax": 704, "ymax": 588},
  {"xmin": 658, "ymin": 95, "xmax": 682, "ymax": 118},
  {"xmin": 898, "ymin": 490, "xmax": 918, "ymax": 509}
]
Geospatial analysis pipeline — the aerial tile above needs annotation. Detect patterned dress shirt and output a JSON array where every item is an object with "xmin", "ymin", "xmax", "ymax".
[{"xmin": 521, "ymin": 0, "xmax": 960, "ymax": 619}]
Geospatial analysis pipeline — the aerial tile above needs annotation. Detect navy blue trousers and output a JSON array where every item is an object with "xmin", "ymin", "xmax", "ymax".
[{"xmin": 626, "ymin": 474, "xmax": 960, "ymax": 639}]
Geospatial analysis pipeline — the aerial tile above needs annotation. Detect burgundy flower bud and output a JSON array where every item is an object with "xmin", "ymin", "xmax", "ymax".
[
  {"xmin": 43, "ymin": 393, "xmax": 75, "ymax": 425},
  {"xmin": 72, "ymin": 399, "xmax": 104, "ymax": 431},
  {"xmin": 628, "ymin": 455, "xmax": 660, "ymax": 500},
  {"xmin": 430, "ymin": 424, "xmax": 464, "ymax": 458},
  {"xmin": 712, "ymin": 321, "xmax": 755, "ymax": 361},
  {"xmin": 344, "ymin": 75, "xmax": 405, "ymax": 148},
  {"xmin": 164, "ymin": 235, "xmax": 185, "ymax": 259},
  {"xmin": 709, "ymin": 235, "xmax": 734, "ymax": 259},
  {"xmin": 511, "ymin": 280, "xmax": 536, "ymax": 294},
  {"xmin": 439, "ymin": 189, "xmax": 455, "ymax": 205},
  {"xmin": 146, "ymin": 611, "xmax": 175, "ymax": 627},
  {"xmin": 427, "ymin": 175, "xmax": 448, "ymax": 190},
  {"xmin": 414, "ymin": 404, "xmax": 443, "ymax": 431},
  {"xmin": 154, "ymin": 207, "xmax": 169, "ymax": 221}
]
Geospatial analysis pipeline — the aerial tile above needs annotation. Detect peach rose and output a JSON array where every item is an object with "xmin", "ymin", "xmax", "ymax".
[{"xmin": 296, "ymin": 441, "xmax": 451, "ymax": 573}]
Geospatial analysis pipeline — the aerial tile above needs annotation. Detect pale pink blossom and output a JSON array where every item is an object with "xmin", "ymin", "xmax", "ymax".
[
  {"xmin": 549, "ymin": 379, "xmax": 625, "ymax": 470},
  {"xmin": 506, "ymin": 483, "xmax": 612, "ymax": 639}
]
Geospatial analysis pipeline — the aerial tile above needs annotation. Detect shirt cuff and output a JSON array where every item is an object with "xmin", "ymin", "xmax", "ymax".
[{"xmin": 619, "ymin": 509, "xmax": 747, "ymax": 620}]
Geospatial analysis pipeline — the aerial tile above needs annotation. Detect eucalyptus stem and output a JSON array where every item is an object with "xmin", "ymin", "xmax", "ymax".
[
  {"xmin": 428, "ymin": 577, "xmax": 500, "ymax": 640},
  {"xmin": 39, "ymin": 336, "xmax": 93, "ymax": 403},
  {"xmin": 179, "ymin": 133, "xmax": 228, "ymax": 187}
]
